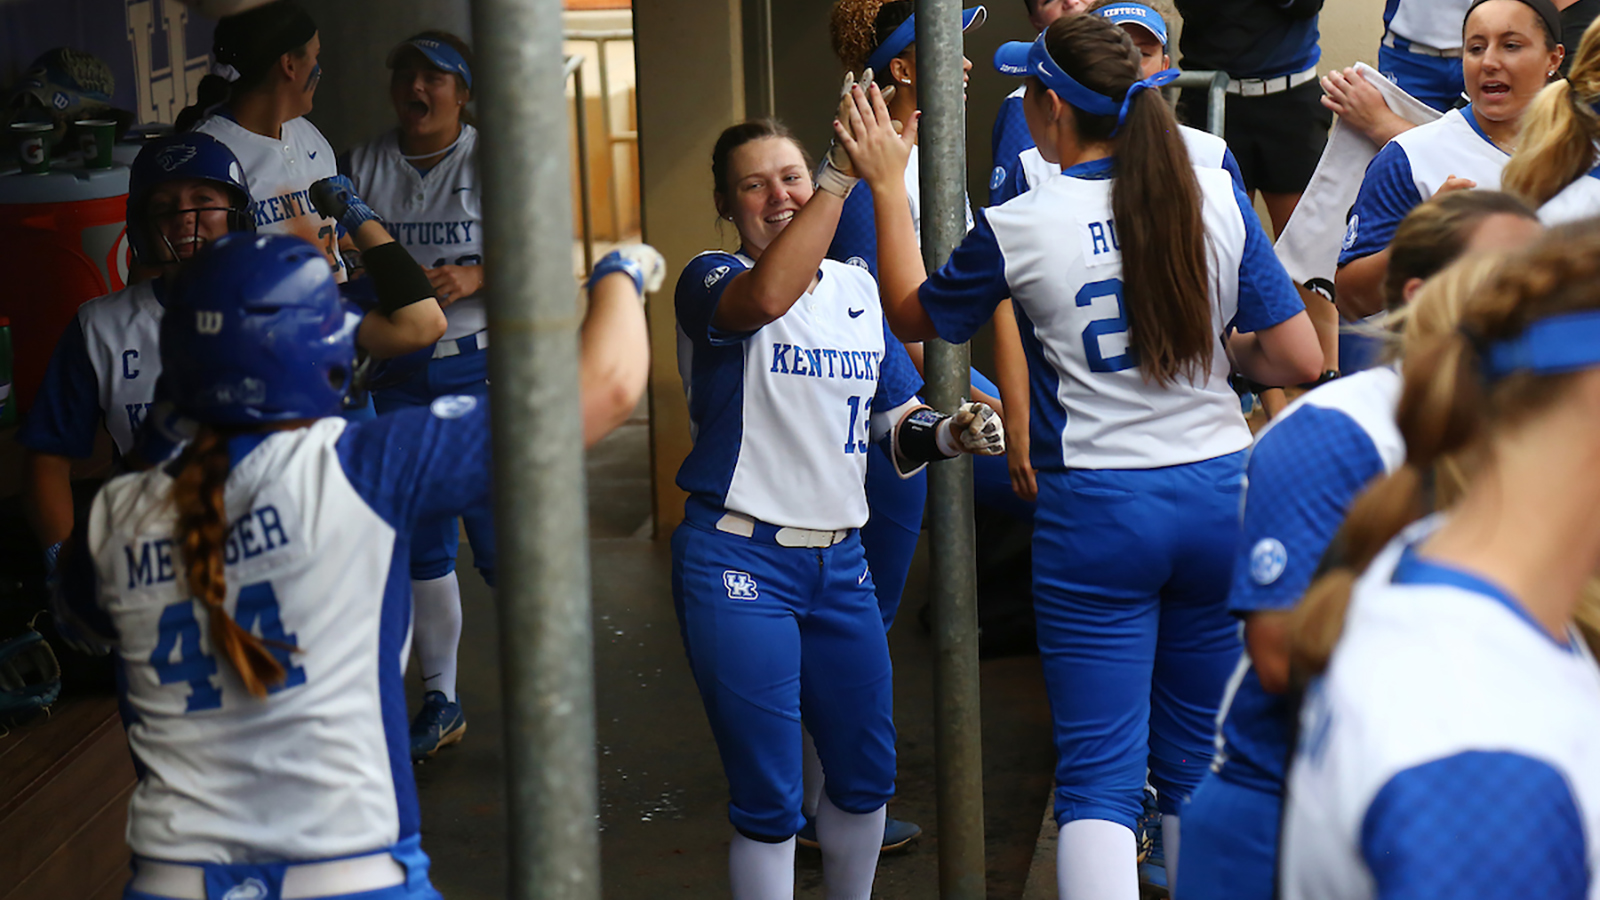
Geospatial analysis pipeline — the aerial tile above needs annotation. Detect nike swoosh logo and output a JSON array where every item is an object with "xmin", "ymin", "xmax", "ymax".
[
  {"xmin": 848, "ymin": 308, "xmax": 864, "ymax": 318},
  {"xmin": 308, "ymin": 151, "xmax": 318, "ymax": 159}
]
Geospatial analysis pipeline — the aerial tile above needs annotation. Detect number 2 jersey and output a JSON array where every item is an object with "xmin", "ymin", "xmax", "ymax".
[
  {"xmin": 57, "ymin": 401, "xmax": 491, "ymax": 863},
  {"xmin": 344, "ymin": 125, "xmax": 485, "ymax": 342},
  {"xmin": 674, "ymin": 253, "xmax": 922, "ymax": 531},
  {"xmin": 1281, "ymin": 516, "xmax": 1600, "ymax": 900},
  {"xmin": 920, "ymin": 158, "xmax": 1305, "ymax": 471}
]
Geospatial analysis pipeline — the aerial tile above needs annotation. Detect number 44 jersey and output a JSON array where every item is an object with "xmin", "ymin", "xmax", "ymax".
[
  {"xmin": 59, "ymin": 403, "xmax": 491, "ymax": 863},
  {"xmin": 918, "ymin": 159, "xmax": 1305, "ymax": 472}
]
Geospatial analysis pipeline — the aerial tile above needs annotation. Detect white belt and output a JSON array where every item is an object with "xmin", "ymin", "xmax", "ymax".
[
  {"xmin": 1225, "ymin": 65, "xmax": 1319, "ymax": 96},
  {"xmin": 1382, "ymin": 31, "xmax": 1462, "ymax": 58},
  {"xmin": 129, "ymin": 852, "xmax": 405, "ymax": 900},
  {"xmin": 716, "ymin": 511, "xmax": 851, "ymax": 549},
  {"xmin": 433, "ymin": 330, "xmax": 489, "ymax": 359}
]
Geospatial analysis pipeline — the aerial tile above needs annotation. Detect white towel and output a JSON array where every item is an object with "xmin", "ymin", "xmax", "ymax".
[{"xmin": 1273, "ymin": 62, "xmax": 1442, "ymax": 289}]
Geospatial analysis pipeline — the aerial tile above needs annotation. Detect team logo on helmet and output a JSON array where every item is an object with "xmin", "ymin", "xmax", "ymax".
[
  {"xmin": 195, "ymin": 311, "xmax": 224, "ymax": 334},
  {"xmin": 1249, "ymin": 538, "xmax": 1288, "ymax": 586},
  {"xmin": 157, "ymin": 143, "xmax": 200, "ymax": 172},
  {"xmin": 220, "ymin": 878, "xmax": 269, "ymax": 900}
]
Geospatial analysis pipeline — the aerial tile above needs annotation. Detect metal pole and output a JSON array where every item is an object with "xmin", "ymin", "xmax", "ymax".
[
  {"xmin": 915, "ymin": 1, "xmax": 986, "ymax": 898},
  {"xmin": 567, "ymin": 54, "xmax": 596, "ymax": 275},
  {"xmin": 1166, "ymin": 70, "xmax": 1229, "ymax": 137},
  {"xmin": 473, "ymin": 0, "xmax": 601, "ymax": 898}
]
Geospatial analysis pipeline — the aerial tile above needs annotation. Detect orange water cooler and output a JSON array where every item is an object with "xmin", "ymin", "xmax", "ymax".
[{"xmin": 0, "ymin": 164, "xmax": 131, "ymax": 413}]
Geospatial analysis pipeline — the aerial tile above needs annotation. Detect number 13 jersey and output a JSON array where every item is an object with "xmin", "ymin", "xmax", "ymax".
[{"xmin": 923, "ymin": 159, "xmax": 1304, "ymax": 471}]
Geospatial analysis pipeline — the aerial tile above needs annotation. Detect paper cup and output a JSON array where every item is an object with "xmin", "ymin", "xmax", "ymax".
[
  {"xmin": 10, "ymin": 121, "xmax": 52, "ymax": 174},
  {"xmin": 75, "ymin": 118, "xmax": 116, "ymax": 169}
]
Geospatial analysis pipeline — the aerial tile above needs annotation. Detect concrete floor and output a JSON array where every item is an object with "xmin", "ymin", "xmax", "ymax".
[{"xmin": 407, "ymin": 405, "xmax": 1056, "ymax": 898}]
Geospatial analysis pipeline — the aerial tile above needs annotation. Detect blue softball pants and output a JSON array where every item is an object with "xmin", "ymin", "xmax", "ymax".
[
  {"xmin": 671, "ymin": 500, "xmax": 897, "ymax": 839},
  {"xmin": 373, "ymin": 347, "xmax": 496, "ymax": 585},
  {"xmin": 1032, "ymin": 452, "xmax": 1245, "ymax": 830},
  {"xmin": 1377, "ymin": 43, "xmax": 1464, "ymax": 113},
  {"xmin": 1179, "ymin": 771, "xmax": 1282, "ymax": 900},
  {"xmin": 124, "ymin": 835, "xmax": 442, "ymax": 900}
]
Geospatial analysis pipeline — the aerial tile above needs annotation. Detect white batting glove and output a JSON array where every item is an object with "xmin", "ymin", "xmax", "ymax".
[
  {"xmin": 817, "ymin": 68, "xmax": 893, "ymax": 198},
  {"xmin": 936, "ymin": 401, "xmax": 1006, "ymax": 456}
]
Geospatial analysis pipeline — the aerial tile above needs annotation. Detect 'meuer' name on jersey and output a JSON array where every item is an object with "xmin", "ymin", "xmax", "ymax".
[
  {"xmin": 769, "ymin": 343, "xmax": 884, "ymax": 381},
  {"xmin": 124, "ymin": 505, "xmax": 290, "ymax": 589}
]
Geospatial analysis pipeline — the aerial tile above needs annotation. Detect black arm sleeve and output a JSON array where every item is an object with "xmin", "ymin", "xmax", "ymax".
[{"xmin": 363, "ymin": 242, "xmax": 437, "ymax": 316}]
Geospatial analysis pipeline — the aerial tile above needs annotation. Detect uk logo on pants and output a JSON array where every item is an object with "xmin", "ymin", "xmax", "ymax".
[{"xmin": 723, "ymin": 570, "xmax": 759, "ymax": 601}]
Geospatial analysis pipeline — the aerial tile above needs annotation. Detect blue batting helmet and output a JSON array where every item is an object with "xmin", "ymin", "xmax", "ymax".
[
  {"xmin": 162, "ymin": 234, "xmax": 355, "ymax": 425},
  {"xmin": 127, "ymin": 132, "xmax": 254, "ymax": 265}
]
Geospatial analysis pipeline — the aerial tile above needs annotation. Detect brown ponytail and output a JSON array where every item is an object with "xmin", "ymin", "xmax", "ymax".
[
  {"xmin": 171, "ymin": 427, "xmax": 286, "ymax": 698},
  {"xmin": 1291, "ymin": 222, "xmax": 1600, "ymax": 678},
  {"xmin": 1042, "ymin": 15, "xmax": 1210, "ymax": 387},
  {"xmin": 1503, "ymin": 16, "xmax": 1600, "ymax": 206}
]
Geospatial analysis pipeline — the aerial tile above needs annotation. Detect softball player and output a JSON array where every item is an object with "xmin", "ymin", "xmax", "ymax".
[
  {"xmin": 991, "ymin": 0, "xmax": 1086, "ymax": 201},
  {"xmin": 1180, "ymin": 212, "xmax": 1536, "ymax": 900},
  {"xmin": 1279, "ymin": 223, "xmax": 1600, "ymax": 900},
  {"xmin": 1380, "ymin": 0, "xmax": 1476, "ymax": 110},
  {"xmin": 344, "ymin": 30, "xmax": 488, "ymax": 761},
  {"xmin": 673, "ymin": 116, "xmax": 1002, "ymax": 899},
  {"xmin": 175, "ymin": 0, "xmax": 350, "ymax": 283},
  {"xmin": 1335, "ymin": 0, "xmax": 1564, "ymax": 319},
  {"xmin": 836, "ymin": 15, "xmax": 1321, "ymax": 896},
  {"xmin": 994, "ymin": 0, "xmax": 1244, "ymax": 205},
  {"xmin": 1504, "ymin": 18, "xmax": 1600, "ymax": 224}
]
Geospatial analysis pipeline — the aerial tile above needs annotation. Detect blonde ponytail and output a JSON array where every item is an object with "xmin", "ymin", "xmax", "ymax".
[
  {"xmin": 171, "ymin": 427, "xmax": 287, "ymax": 698},
  {"xmin": 1504, "ymin": 17, "xmax": 1600, "ymax": 206}
]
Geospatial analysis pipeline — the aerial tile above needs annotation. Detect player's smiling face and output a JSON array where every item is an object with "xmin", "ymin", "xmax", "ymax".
[
  {"xmin": 1462, "ymin": 0, "xmax": 1561, "ymax": 123},
  {"xmin": 390, "ymin": 53, "xmax": 468, "ymax": 139},
  {"xmin": 148, "ymin": 179, "xmax": 234, "ymax": 263},
  {"xmin": 719, "ymin": 136, "xmax": 813, "ymax": 259}
]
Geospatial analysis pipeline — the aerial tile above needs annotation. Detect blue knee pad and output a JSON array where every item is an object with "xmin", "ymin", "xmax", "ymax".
[
  {"xmin": 1031, "ymin": 455, "xmax": 1245, "ymax": 830},
  {"xmin": 1178, "ymin": 773, "xmax": 1282, "ymax": 900},
  {"xmin": 1377, "ymin": 44, "xmax": 1463, "ymax": 113},
  {"xmin": 862, "ymin": 447, "xmax": 926, "ymax": 628},
  {"xmin": 671, "ymin": 511, "xmax": 896, "ymax": 838}
]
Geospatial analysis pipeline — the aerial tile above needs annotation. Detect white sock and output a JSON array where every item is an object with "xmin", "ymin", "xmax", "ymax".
[
  {"xmin": 802, "ymin": 730, "xmax": 824, "ymax": 819},
  {"xmin": 412, "ymin": 572, "xmax": 464, "ymax": 702},
  {"xmin": 1163, "ymin": 813, "xmax": 1180, "ymax": 894},
  {"xmin": 816, "ymin": 794, "xmax": 884, "ymax": 900},
  {"xmin": 1056, "ymin": 818, "xmax": 1139, "ymax": 900},
  {"xmin": 728, "ymin": 832, "xmax": 795, "ymax": 900}
]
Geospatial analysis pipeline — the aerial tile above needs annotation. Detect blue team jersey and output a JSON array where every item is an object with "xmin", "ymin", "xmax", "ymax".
[
  {"xmin": 674, "ymin": 251, "xmax": 921, "ymax": 530},
  {"xmin": 919, "ymin": 157, "xmax": 1303, "ymax": 470},
  {"xmin": 1338, "ymin": 106, "xmax": 1508, "ymax": 266},
  {"xmin": 990, "ymin": 88, "xmax": 1034, "ymax": 206},
  {"xmin": 57, "ymin": 398, "xmax": 491, "ymax": 864},
  {"xmin": 1212, "ymin": 368, "xmax": 1405, "ymax": 793},
  {"xmin": 1281, "ymin": 516, "xmax": 1600, "ymax": 900}
]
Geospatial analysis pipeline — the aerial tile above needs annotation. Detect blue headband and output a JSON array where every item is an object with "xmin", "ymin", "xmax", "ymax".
[
  {"xmin": 865, "ymin": 6, "xmax": 986, "ymax": 78},
  {"xmin": 1482, "ymin": 310, "xmax": 1600, "ymax": 380},
  {"xmin": 389, "ymin": 38, "xmax": 472, "ymax": 90},
  {"xmin": 994, "ymin": 35, "xmax": 1178, "ymax": 135}
]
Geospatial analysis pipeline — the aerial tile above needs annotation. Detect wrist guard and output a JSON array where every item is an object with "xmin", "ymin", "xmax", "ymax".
[
  {"xmin": 364, "ymin": 242, "xmax": 437, "ymax": 316},
  {"xmin": 815, "ymin": 158, "xmax": 857, "ymax": 199},
  {"xmin": 896, "ymin": 407, "xmax": 958, "ymax": 465}
]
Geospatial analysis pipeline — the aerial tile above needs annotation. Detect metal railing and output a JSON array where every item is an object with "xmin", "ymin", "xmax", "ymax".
[
  {"xmin": 564, "ymin": 28, "xmax": 638, "ymax": 259},
  {"xmin": 1167, "ymin": 69, "xmax": 1229, "ymax": 137}
]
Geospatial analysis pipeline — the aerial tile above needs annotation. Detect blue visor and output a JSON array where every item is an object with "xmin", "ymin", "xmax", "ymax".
[
  {"xmin": 866, "ymin": 6, "xmax": 987, "ymax": 77},
  {"xmin": 1096, "ymin": 2, "xmax": 1169, "ymax": 51},
  {"xmin": 993, "ymin": 34, "xmax": 1178, "ymax": 135},
  {"xmin": 1483, "ymin": 310, "xmax": 1600, "ymax": 380},
  {"xmin": 388, "ymin": 38, "xmax": 473, "ymax": 90}
]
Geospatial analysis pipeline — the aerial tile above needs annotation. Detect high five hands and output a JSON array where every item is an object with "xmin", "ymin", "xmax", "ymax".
[{"xmin": 832, "ymin": 80, "xmax": 918, "ymax": 192}]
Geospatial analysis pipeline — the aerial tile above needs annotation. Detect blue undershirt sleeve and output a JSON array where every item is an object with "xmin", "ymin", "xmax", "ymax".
[
  {"xmin": 675, "ymin": 252, "xmax": 755, "ymax": 347},
  {"xmin": 1338, "ymin": 143, "xmax": 1424, "ymax": 267},
  {"xmin": 1230, "ymin": 184, "xmax": 1308, "ymax": 333},
  {"xmin": 335, "ymin": 401, "xmax": 493, "ymax": 531},
  {"xmin": 1229, "ymin": 406, "xmax": 1387, "ymax": 615},
  {"xmin": 1361, "ymin": 751, "xmax": 1588, "ymax": 900},
  {"xmin": 874, "ymin": 324, "xmax": 923, "ymax": 411},
  {"xmin": 990, "ymin": 94, "xmax": 1034, "ymax": 205},
  {"xmin": 18, "ymin": 317, "xmax": 103, "ymax": 459},
  {"xmin": 827, "ymin": 186, "xmax": 880, "ymax": 278},
  {"xmin": 917, "ymin": 209, "xmax": 1010, "ymax": 345}
]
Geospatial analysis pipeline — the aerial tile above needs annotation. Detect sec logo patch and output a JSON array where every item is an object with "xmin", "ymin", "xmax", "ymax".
[
  {"xmin": 430, "ymin": 394, "xmax": 479, "ymax": 419},
  {"xmin": 704, "ymin": 265, "xmax": 731, "ymax": 289},
  {"xmin": 990, "ymin": 165, "xmax": 1007, "ymax": 191},
  {"xmin": 1250, "ymin": 538, "xmax": 1288, "ymax": 586},
  {"xmin": 1341, "ymin": 215, "xmax": 1360, "ymax": 251}
]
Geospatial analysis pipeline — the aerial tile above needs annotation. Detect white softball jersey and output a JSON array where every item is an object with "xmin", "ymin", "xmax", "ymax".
[
  {"xmin": 1014, "ymin": 125, "xmax": 1234, "ymax": 192},
  {"xmin": 920, "ymin": 158, "xmax": 1305, "ymax": 471},
  {"xmin": 345, "ymin": 125, "xmax": 485, "ymax": 341},
  {"xmin": 674, "ymin": 253, "xmax": 922, "ymax": 531},
  {"xmin": 1385, "ymin": 0, "xmax": 1475, "ymax": 50},
  {"xmin": 1538, "ymin": 167, "xmax": 1600, "ymax": 226},
  {"xmin": 193, "ymin": 114, "xmax": 348, "ymax": 282},
  {"xmin": 60, "ymin": 401, "xmax": 492, "ymax": 863},
  {"xmin": 1281, "ymin": 516, "xmax": 1600, "ymax": 900},
  {"xmin": 1339, "ymin": 105, "xmax": 1508, "ymax": 266}
]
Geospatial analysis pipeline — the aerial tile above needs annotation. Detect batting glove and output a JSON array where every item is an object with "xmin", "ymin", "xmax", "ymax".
[
  {"xmin": 817, "ymin": 68, "xmax": 892, "ymax": 199},
  {"xmin": 310, "ymin": 175, "xmax": 383, "ymax": 233},
  {"xmin": 588, "ymin": 244, "xmax": 666, "ymax": 298},
  {"xmin": 937, "ymin": 401, "xmax": 1005, "ymax": 456}
]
